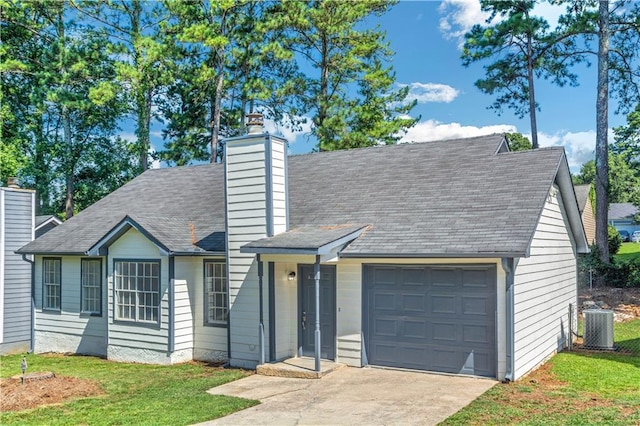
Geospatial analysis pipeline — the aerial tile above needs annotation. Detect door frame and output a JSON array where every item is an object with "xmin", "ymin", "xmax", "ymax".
[{"xmin": 297, "ymin": 264, "xmax": 337, "ymax": 360}]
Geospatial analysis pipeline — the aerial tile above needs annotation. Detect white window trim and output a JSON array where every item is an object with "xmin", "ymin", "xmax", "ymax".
[
  {"xmin": 204, "ymin": 260, "xmax": 228, "ymax": 326},
  {"xmin": 113, "ymin": 259, "xmax": 161, "ymax": 324}
]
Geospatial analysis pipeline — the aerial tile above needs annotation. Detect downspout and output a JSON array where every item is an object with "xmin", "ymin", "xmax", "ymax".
[
  {"xmin": 268, "ymin": 262, "xmax": 275, "ymax": 362},
  {"xmin": 314, "ymin": 255, "xmax": 321, "ymax": 372},
  {"xmin": 168, "ymin": 256, "xmax": 175, "ymax": 354},
  {"xmin": 257, "ymin": 254, "xmax": 265, "ymax": 365},
  {"xmin": 22, "ymin": 254, "xmax": 35, "ymax": 353},
  {"xmin": 501, "ymin": 258, "xmax": 515, "ymax": 382}
]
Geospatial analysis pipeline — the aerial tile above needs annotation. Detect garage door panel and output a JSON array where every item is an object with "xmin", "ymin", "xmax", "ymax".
[
  {"xmin": 462, "ymin": 295, "xmax": 490, "ymax": 315},
  {"xmin": 401, "ymin": 268, "xmax": 426, "ymax": 285},
  {"xmin": 463, "ymin": 324, "xmax": 490, "ymax": 344},
  {"xmin": 373, "ymin": 317, "xmax": 398, "ymax": 337},
  {"xmin": 432, "ymin": 322, "xmax": 457, "ymax": 342},
  {"xmin": 431, "ymin": 294, "xmax": 456, "ymax": 314},
  {"xmin": 365, "ymin": 265, "xmax": 496, "ymax": 378},
  {"xmin": 373, "ymin": 292, "xmax": 396, "ymax": 310},
  {"xmin": 403, "ymin": 319, "xmax": 427, "ymax": 339},
  {"xmin": 402, "ymin": 293, "xmax": 426, "ymax": 312},
  {"xmin": 462, "ymin": 269, "xmax": 491, "ymax": 289}
]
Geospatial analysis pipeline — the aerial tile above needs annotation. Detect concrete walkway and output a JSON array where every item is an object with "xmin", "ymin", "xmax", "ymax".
[{"xmin": 199, "ymin": 367, "xmax": 496, "ymax": 426}]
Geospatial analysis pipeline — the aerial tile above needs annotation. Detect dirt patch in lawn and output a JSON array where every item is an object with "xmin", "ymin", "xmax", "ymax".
[
  {"xmin": 493, "ymin": 363, "xmax": 635, "ymax": 420},
  {"xmin": 579, "ymin": 287, "xmax": 640, "ymax": 321},
  {"xmin": 0, "ymin": 374, "xmax": 104, "ymax": 412}
]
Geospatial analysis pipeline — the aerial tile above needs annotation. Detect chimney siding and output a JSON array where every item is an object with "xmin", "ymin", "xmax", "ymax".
[{"xmin": 224, "ymin": 132, "xmax": 288, "ymax": 368}]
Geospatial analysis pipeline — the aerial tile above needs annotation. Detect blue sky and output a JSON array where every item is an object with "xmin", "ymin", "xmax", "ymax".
[{"xmin": 148, "ymin": 0, "xmax": 629, "ymax": 173}]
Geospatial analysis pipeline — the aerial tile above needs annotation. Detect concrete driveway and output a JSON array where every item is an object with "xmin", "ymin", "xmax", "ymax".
[{"xmin": 200, "ymin": 367, "xmax": 496, "ymax": 425}]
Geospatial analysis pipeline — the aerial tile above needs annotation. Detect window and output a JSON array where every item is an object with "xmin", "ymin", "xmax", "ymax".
[
  {"xmin": 204, "ymin": 261, "xmax": 227, "ymax": 325},
  {"xmin": 114, "ymin": 260, "xmax": 160, "ymax": 323},
  {"xmin": 81, "ymin": 259, "xmax": 102, "ymax": 315},
  {"xmin": 43, "ymin": 258, "xmax": 61, "ymax": 311}
]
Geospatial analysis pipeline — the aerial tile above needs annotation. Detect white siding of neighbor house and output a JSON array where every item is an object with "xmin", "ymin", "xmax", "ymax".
[
  {"xmin": 513, "ymin": 185, "xmax": 577, "ymax": 380},
  {"xmin": 33, "ymin": 255, "xmax": 108, "ymax": 356},
  {"xmin": 1, "ymin": 188, "xmax": 35, "ymax": 354},
  {"xmin": 175, "ymin": 257, "xmax": 228, "ymax": 362},
  {"xmin": 107, "ymin": 228, "xmax": 173, "ymax": 364},
  {"xmin": 261, "ymin": 255, "xmax": 507, "ymax": 380},
  {"xmin": 225, "ymin": 134, "xmax": 286, "ymax": 368}
]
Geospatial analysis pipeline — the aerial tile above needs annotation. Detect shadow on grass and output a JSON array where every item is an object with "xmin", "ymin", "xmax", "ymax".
[{"xmin": 568, "ymin": 346, "xmax": 640, "ymax": 368}]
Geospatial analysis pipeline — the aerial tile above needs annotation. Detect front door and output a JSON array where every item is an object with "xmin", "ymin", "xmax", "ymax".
[{"xmin": 299, "ymin": 265, "xmax": 336, "ymax": 359}]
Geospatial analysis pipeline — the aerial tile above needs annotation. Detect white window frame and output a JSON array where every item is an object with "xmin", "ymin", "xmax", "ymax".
[
  {"xmin": 204, "ymin": 260, "xmax": 227, "ymax": 326},
  {"xmin": 81, "ymin": 258, "xmax": 102, "ymax": 315},
  {"xmin": 43, "ymin": 257, "xmax": 61, "ymax": 311},
  {"xmin": 114, "ymin": 260, "xmax": 160, "ymax": 324}
]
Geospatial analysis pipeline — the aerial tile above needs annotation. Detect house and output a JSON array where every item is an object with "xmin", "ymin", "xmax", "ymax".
[
  {"xmin": 574, "ymin": 185, "xmax": 596, "ymax": 245},
  {"xmin": 18, "ymin": 121, "xmax": 588, "ymax": 381},
  {"xmin": 1, "ymin": 184, "xmax": 35, "ymax": 355},
  {"xmin": 608, "ymin": 203, "xmax": 639, "ymax": 236},
  {"xmin": 35, "ymin": 215, "xmax": 62, "ymax": 239}
]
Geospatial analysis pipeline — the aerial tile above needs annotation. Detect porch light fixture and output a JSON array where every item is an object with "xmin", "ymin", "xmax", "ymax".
[{"xmin": 287, "ymin": 271, "xmax": 296, "ymax": 281}]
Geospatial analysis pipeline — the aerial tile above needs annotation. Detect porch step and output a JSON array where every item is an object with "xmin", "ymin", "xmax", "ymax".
[{"xmin": 257, "ymin": 357, "xmax": 345, "ymax": 379}]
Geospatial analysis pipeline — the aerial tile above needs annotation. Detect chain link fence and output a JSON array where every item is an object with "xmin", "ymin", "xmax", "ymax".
[{"xmin": 570, "ymin": 262, "xmax": 640, "ymax": 355}]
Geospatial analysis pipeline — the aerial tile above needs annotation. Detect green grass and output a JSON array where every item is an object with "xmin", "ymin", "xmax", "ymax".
[
  {"xmin": 615, "ymin": 242, "xmax": 640, "ymax": 262},
  {"xmin": 442, "ymin": 321, "xmax": 640, "ymax": 426},
  {"xmin": 0, "ymin": 354, "xmax": 257, "ymax": 425},
  {"xmin": 615, "ymin": 319, "xmax": 640, "ymax": 354}
]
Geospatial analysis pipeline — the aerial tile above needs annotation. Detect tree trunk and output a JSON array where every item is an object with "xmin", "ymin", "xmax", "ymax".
[
  {"xmin": 318, "ymin": 33, "xmax": 329, "ymax": 151},
  {"xmin": 526, "ymin": 28, "xmax": 539, "ymax": 149},
  {"xmin": 63, "ymin": 105, "xmax": 74, "ymax": 220},
  {"xmin": 595, "ymin": 0, "xmax": 610, "ymax": 265},
  {"xmin": 131, "ymin": 0, "xmax": 149, "ymax": 172}
]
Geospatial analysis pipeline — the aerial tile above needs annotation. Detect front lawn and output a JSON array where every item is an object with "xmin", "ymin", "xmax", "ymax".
[
  {"xmin": 443, "ymin": 320, "xmax": 640, "ymax": 425},
  {"xmin": 615, "ymin": 242, "xmax": 640, "ymax": 262},
  {"xmin": 0, "ymin": 354, "xmax": 257, "ymax": 425}
]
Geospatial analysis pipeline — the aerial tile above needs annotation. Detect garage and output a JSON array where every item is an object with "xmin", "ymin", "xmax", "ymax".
[{"xmin": 363, "ymin": 264, "xmax": 497, "ymax": 377}]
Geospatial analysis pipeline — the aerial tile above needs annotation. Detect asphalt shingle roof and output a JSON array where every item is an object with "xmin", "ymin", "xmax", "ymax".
[
  {"xmin": 243, "ymin": 224, "xmax": 369, "ymax": 252},
  {"xmin": 574, "ymin": 185, "xmax": 591, "ymax": 214},
  {"xmin": 19, "ymin": 134, "xmax": 568, "ymax": 257},
  {"xmin": 20, "ymin": 164, "xmax": 226, "ymax": 254},
  {"xmin": 609, "ymin": 203, "xmax": 639, "ymax": 220}
]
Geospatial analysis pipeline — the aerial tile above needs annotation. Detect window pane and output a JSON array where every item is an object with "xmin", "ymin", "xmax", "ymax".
[
  {"xmin": 114, "ymin": 261, "xmax": 159, "ymax": 323},
  {"xmin": 204, "ymin": 261, "xmax": 227, "ymax": 325}
]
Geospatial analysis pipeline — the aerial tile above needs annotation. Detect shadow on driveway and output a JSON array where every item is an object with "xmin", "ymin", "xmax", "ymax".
[{"xmin": 198, "ymin": 366, "xmax": 496, "ymax": 425}]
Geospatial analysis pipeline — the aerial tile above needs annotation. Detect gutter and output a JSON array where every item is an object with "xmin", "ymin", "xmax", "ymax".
[{"xmin": 501, "ymin": 257, "xmax": 515, "ymax": 382}]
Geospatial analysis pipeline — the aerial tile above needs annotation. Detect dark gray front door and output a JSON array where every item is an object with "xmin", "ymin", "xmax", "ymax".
[
  {"xmin": 299, "ymin": 265, "xmax": 336, "ymax": 359},
  {"xmin": 364, "ymin": 265, "xmax": 496, "ymax": 377}
]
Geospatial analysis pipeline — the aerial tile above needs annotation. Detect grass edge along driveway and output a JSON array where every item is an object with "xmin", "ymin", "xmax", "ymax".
[
  {"xmin": 0, "ymin": 354, "xmax": 257, "ymax": 426},
  {"xmin": 442, "ymin": 349, "xmax": 640, "ymax": 425}
]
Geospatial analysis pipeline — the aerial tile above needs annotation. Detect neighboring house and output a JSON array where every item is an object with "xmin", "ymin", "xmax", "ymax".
[
  {"xmin": 608, "ymin": 203, "xmax": 640, "ymax": 235},
  {"xmin": 35, "ymin": 215, "xmax": 62, "ymax": 239},
  {"xmin": 574, "ymin": 185, "xmax": 596, "ymax": 245},
  {"xmin": 1, "ymin": 185, "xmax": 35, "ymax": 355},
  {"xmin": 18, "ymin": 124, "xmax": 588, "ymax": 382}
]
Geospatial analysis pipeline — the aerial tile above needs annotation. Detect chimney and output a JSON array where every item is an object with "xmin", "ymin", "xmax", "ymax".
[
  {"xmin": 246, "ymin": 112, "xmax": 264, "ymax": 135},
  {"xmin": 224, "ymin": 113, "xmax": 288, "ymax": 368},
  {"xmin": 7, "ymin": 177, "xmax": 20, "ymax": 189}
]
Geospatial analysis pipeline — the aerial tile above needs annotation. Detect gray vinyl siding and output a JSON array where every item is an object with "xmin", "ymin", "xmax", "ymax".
[
  {"xmin": 513, "ymin": 185, "xmax": 577, "ymax": 380},
  {"xmin": 1, "ymin": 188, "xmax": 34, "ymax": 353},
  {"xmin": 225, "ymin": 135, "xmax": 286, "ymax": 367},
  {"xmin": 33, "ymin": 255, "xmax": 108, "ymax": 356},
  {"xmin": 107, "ymin": 228, "xmax": 169, "ymax": 354}
]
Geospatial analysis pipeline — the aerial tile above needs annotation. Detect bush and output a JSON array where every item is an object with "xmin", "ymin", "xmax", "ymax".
[
  {"xmin": 608, "ymin": 225, "xmax": 622, "ymax": 255},
  {"xmin": 577, "ymin": 245, "xmax": 640, "ymax": 288}
]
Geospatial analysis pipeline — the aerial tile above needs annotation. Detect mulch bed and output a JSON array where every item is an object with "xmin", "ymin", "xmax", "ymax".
[{"xmin": 0, "ymin": 374, "xmax": 104, "ymax": 412}]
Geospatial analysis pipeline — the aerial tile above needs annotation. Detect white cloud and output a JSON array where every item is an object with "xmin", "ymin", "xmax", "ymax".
[
  {"xmin": 263, "ymin": 113, "xmax": 314, "ymax": 145},
  {"xmin": 438, "ymin": 0, "xmax": 493, "ymax": 47},
  {"xmin": 532, "ymin": 129, "xmax": 614, "ymax": 172},
  {"xmin": 439, "ymin": 0, "xmax": 566, "ymax": 48},
  {"xmin": 401, "ymin": 82, "xmax": 460, "ymax": 104},
  {"xmin": 399, "ymin": 119, "xmax": 516, "ymax": 143}
]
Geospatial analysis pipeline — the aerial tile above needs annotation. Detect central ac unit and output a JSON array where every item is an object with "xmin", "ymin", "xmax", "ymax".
[{"xmin": 583, "ymin": 310, "xmax": 615, "ymax": 350}]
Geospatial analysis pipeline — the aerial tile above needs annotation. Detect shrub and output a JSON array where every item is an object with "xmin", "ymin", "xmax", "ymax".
[
  {"xmin": 577, "ymin": 245, "xmax": 640, "ymax": 288},
  {"xmin": 608, "ymin": 225, "xmax": 622, "ymax": 255}
]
